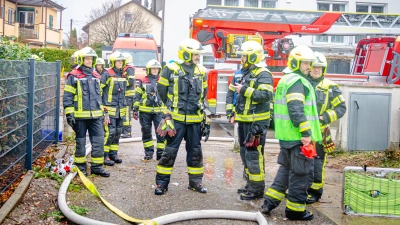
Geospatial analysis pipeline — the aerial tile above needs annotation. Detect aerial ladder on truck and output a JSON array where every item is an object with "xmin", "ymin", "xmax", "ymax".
[{"xmin": 190, "ymin": 5, "xmax": 400, "ymax": 115}]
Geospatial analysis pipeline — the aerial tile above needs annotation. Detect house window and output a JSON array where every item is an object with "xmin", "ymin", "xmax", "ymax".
[
  {"xmin": 245, "ymin": 0, "xmax": 258, "ymax": 7},
  {"xmin": 356, "ymin": 4, "xmax": 384, "ymax": 13},
  {"xmin": 19, "ymin": 11, "xmax": 34, "ymax": 25},
  {"xmin": 225, "ymin": 0, "xmax": 239, "ymax": 6},
  {"xmin": 124, "ymin": 12, "xmax": 133, "ymax": 23},
  {"xmin": 354, "ymin": 4, "xmax": 385, "ymax": 44},
  {"xmin": 207, "ymin": 0, "xmax": 222, "ymax": 5},
  {"xmin": 261, "ymin": 0, "xmax": 276, "ymax": 8},
  {"xmin": 315, "ymin": 2, "xmax": 346, "ymax": 44},
  {"xmin": 49, "ymin": 15, "xmax": 53, "ymax": 28},
  {"xmin": 7, "ymin": 8, "xmax": 14, "ymax": 24}
]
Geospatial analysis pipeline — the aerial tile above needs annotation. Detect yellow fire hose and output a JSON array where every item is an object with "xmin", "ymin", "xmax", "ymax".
[{"xmin": 73, "ymin": 167, "xmax": 158, "ymax": 225}]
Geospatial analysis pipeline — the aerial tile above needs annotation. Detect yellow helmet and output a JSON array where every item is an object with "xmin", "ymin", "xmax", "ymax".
[
  {"xmin": 146, "ymin": 59, "xmax": 162, "ymax": 75},
  {"xmin": 77, "ymin": 47, "xmax": 98, "ymax": 67},
  {"xmin": 236, "ymin": 40, "xmax": 265, "ymax": 67},
  {"xmin": 177, "ymin": 38, "xmax": 205, "ymax": 62},
  {"xmin": 108, "ymin": 51, "xmax": 126, "ymax": 68},
  {"xmin": 122, "ymin": 52, "xmax": 133, "ymax": 65},
  {"xmin": 287, "ymin": 45, "xmax": 316, "ymax": 71},
  {"xmin": 312, "ymin": 52, "xmax": 327, "ymax": 74}
]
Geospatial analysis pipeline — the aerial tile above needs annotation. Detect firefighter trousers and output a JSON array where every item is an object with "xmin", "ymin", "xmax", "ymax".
[
  {"xmin": 264, "ymin": 144, "xmax": 314, "ymax": 214},
  {"xmin": 104, "ymin": 116, "xmax": 123, "ymax": 158},
  {"xmin": 308, "ymin": 141, "xmax": 327, "ymax": 200},
  {"xmin": 72, "ymin": 118, "xmax": 104, "ymax": 166},
  {"xmin": 139, "ymin": 112, "xmax": 165, "ymax": 157},
  {"xmin": 238, "ymin": 122, "xmax": 266, "ymax": 194},
  {"xmin": 156, "ymin": 121, "xmax": 203, "ymax": 188},
  {"xmin": 122, "ymin": 105, "xmax": 132, "ymax": 136}
]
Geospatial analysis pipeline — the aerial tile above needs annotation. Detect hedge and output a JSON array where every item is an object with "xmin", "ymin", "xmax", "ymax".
[{"xmin": 30, "ymin": 48, "xmax": 76, "ymax": 72}]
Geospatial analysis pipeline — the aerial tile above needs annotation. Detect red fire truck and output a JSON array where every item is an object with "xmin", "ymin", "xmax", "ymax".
[{"xmin": 190, "ymin": 5, "xmax": 400, "ymax": 116}]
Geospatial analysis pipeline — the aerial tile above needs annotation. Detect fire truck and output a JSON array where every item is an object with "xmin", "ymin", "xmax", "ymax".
[{"xmin": 190, "ymin": 5, "xmax": 400, "ymax": 116}]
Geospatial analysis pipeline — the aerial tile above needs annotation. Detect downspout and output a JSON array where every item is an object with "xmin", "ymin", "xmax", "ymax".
[
  {"xmin": 2, "ymin": 0, "xmax": 5, "ymax": 36},
  {"xmin": 160, "ymin": 0, "xmax": 165, "ymax": 63},
  {"xmin": 44, "ymin": 0, "xmax": 47, "ymax": 46}
]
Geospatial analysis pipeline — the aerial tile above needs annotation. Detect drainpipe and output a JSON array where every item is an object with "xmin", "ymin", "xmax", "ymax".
[
  {"xmin": 44, "ymin": 1, "xmax": 47, "ymax": 46},
  {"xmin": 2, "ymin": 0, "xmax": 4, "ymax": 36}
]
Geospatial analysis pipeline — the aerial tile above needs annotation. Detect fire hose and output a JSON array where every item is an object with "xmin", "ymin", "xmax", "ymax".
[{"xmin": 58, "ymin": 143, "xmax": 268, "ymax": 225}]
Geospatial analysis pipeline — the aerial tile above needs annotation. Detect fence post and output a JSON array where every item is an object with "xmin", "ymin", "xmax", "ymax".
[
  {"xmin": 55, "ymin": 60, "xmax": 61, "ymax": 144},
  {"xmin": 26, "ymin": 59, "xmax": 35, "ymax": 170}
]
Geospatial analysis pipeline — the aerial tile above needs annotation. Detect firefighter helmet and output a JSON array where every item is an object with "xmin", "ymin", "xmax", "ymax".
[
  {"xmin": 177, "ymin": 38, "xmax": 205, "ymax": 62},
  {"xmin": 108, "ymin": 51, "xmax": 126, "ymax": 68},
  {"xmin": 287, "ymin": 45, "xmax": 316, "ymax": 71},
  {"xmin": 146, "ymin": 59, "xmax": 162, "ymax": 75},
  {"xmin": 96, "ymin": 58, "xmax": 105, "ymax": 65},
  {"xmin": 77, "ymin": 47, "xmax": 98, "ymax": 67},
  {"xmin": 236, "ymin": 40, "xmax": 265, "ymax": 67},
  {"xmin": 122, "ymin": 52, "xmax": 133, "ymax": 65},
  {"xmin": 71, "ymin": 50, "xmax": 80, "ymax": 58},
  {"xmin": 312, "ymin": 52, "xmax": 327, "ymax": 74}
]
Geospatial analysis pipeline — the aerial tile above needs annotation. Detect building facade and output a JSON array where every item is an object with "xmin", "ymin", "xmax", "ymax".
[
  {"xmin": 0, "ymin": 0, "xmax": 65, "ymax": 49},
  {"xmin": 82, "ymin": 1, "xmax": 162, "ymax": 46},
  {"xmin": 162, "ymin": 0, "xmax": 400, "ymax": 68}
]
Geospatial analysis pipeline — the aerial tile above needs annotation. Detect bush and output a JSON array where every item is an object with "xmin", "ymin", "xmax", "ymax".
[
  {"xmin": 30, "ymin": 48, "xmax": 76, "ymax": 72},
  {"xmin": 0, "ymin": 36, "xmax": 40, "ymax": 60}
]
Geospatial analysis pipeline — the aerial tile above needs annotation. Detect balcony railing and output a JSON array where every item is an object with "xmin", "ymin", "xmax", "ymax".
[{"xmin": 19, "ymin": 24, "xmax": 39, "ymax": 39}]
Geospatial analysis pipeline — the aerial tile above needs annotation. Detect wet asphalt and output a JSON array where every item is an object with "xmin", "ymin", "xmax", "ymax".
[{"xmin": 66, "ymin": 119, "xmax": 339, "ymax": 224}]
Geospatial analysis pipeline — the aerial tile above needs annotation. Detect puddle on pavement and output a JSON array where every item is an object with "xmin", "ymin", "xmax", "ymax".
[
  {"xmin": 204, "ymin": 157, "xmax": 215, "ymax": 181},
  {"xmin": 204, "ymin": 157, "xmax": 234, "ymax": 186}
]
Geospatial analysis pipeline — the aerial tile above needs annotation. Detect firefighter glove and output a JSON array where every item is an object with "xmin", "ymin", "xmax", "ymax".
[
  {"xmin": 104, "ymin": 111, "xmax": 110, "ymax": 125},
  {"xmin": 300, "ymin": 144, "xmax": 317, "ymax": 159},
  {"xmin": 322, "ymin": 127, "xmax": 335, "ymax": 153},
  {"xmin": 201, "ymin": 116, "xmax": 211, "ymax": 142},
  {"xmin": 244, "ymin": 132, "xmax": 255, "ymax": 147},
  {"xmin": 66, "ymin": 114, "xmax": 75, "ymax": 128},
  {"xmin": 156, "ymin": 113, "xmax": 176, "ymax": 137}
]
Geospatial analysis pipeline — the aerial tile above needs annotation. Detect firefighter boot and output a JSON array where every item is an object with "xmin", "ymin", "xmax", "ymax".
[
  {"xmin": 75, "ymin": 163, "xmax": 87, "ymax": 176},
  {"xmin": 110, "ymin": 154, "xmax": 122, "ymax": 164},
  {"xmin": 156, "ymin": 149, "xmax": 163, "ymax": 161},
  {"xmin": 154, "ymin": 185, "xmax": 168, "ymax": 195},
  {"xmin": 240, "ymin": 191, "xmax": 263, "ymax": 200},
  {"xmin": 237, "ymin": 184, "xmax": 249, "ymax": 194},
  {"xmin": 144, "ymin": 155, "xmax": 152, "ymax": 160},
  {"xmin": 306, "ymin": 194, "xmax": 318, "ymax": 204},
  {"xmin": 91, "ymin": 164, "xmax": 110, "ymax": 177},
  {"xmin": 188, "ymin": 182, "xmax": 207, "ymax": 193},
  {"xmin": 285, "ymin": 209, "xmax": 314, "ymax": 221},
  {"xmin": 103, "ymin": 153, "xmax": 115, "ymax": 166},
  {"xmin": 261, "ymin": 201, "xmax": 275, "ymax": 215}
]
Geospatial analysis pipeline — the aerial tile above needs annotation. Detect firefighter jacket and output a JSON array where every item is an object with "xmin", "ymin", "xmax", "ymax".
[
  {"xmin": 63, "ymin": 66, "xmax": 104, "ymax": 119},
  {"xmin": 158, "ymin": 62, "xmax": 207, "ymax": 123},
  {"xmin": 274, "ymin": 72, "xmax": 322, "ymax": 142},
  {"xmin": 133, "ymin": 75, "xmax": 168, "ymax": 114},
  {"xmin": 307, "ymin": 76, "xmax": 346, "ymax": 129},
  {"xmin": 95, "ymin": 68, "xmax": 106, "ymax": 77},
  {"xmin": 101, "ymin": 68, "xmax": 130, "ymax": 118},
  {"xmin": 124, "ymin": 65, "xmax": 136, "ymax": 101},
  {"xmin": 228, "ymin": 66, "xmax": 274, "ymax": 123}
]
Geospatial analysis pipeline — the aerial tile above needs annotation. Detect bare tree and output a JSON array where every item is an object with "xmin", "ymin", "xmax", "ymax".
[
  {"xmin": 65, "ymin": 32, "xmax": 89, "ymax": 49},
  {"xmin": 87, "ymin": 0, "xmax": 153, "ymax": 45}
]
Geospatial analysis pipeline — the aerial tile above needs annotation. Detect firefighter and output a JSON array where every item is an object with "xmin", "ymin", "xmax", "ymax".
[
  {"xmin": 63, "ymin": 47, "xmax": 110, "ymax": 177},
  {"xmin": 306, "ymin": 52, "xmax": 346, "ymax": 204},
  {"xmin": 262, "ymin": 45, "xmax": 322, "ymax": 220},
  {"xmin": 154, "ymin": 38, "xmax": 208, "ymax": 195},
  {"xmin": 228, "ymin": 41, "xmax": 274, "ymax": 200},
  {"xmin": 95, "ymin": 58, "xmax": 106, "ymax": 76},
  {"xmin": 70, "ymin": 50, "xmax": 80, "ymax": 70},
  {"xmin": 133, "ymin": 59, "xmax": 167, "ymax": 160},
  {"xmin": 121, "ymin": 52, "xmax": 135, "ymax": 138},
  {"xmin": 101, "ymin": 52, "xmax": 131, "ymax": 165}
]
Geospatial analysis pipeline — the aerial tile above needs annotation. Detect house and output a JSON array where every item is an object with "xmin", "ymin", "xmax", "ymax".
[
  {"xmin": 0, "ymin": 0, "xmax": 65, "ymax": 49},
  {"xmin": 82, "ymin": 0, "xmax": 162, "ymax": 46}
]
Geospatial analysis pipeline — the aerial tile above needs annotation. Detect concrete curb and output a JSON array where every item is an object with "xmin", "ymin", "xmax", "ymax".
[{"xmin": 0, "ymin": 170, "xmax": 35, "ymax": 224}]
